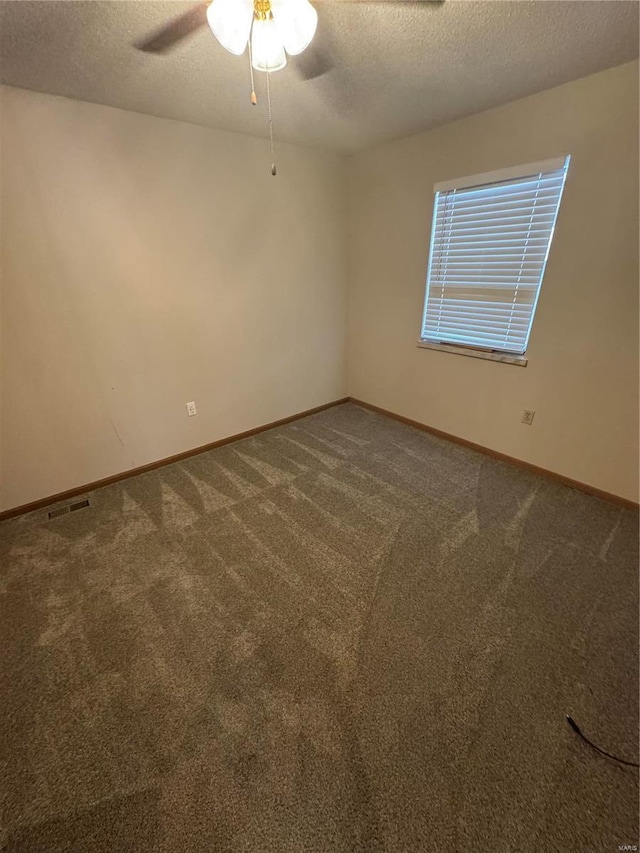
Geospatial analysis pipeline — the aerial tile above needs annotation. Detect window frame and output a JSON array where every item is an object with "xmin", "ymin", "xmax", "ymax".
[{"xmin": 418, "ymin": 156, "xmax": 570, "ymax": 366}]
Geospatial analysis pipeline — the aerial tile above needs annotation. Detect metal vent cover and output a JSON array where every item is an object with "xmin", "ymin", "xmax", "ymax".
[
  {"xmin": 70, "ymin": 499, "xmax": 90, "ymax": 512},
  {"xmin": 48, "ymin": 506, "xmax": 69, "ymax": 520},
  {"xmin": 47, "ymin": 499, "xmax": 90, "ymax": 520}
]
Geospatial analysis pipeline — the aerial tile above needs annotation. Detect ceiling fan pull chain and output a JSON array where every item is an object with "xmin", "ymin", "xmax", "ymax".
[
  {"xmin": 266, "ymin": 69, "xmax": 276, "ymax": 176},
  {"xmin": 248, "ymin": 39, "xmax": 257, "ymax": 106}
]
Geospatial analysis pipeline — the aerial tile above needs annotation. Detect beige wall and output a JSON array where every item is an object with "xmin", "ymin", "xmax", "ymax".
[
  {"xmin": 0, "ymin": 85, "xmax": 347, "ymax": 511},
  {"xmin": 2, "ymin": 62, "xmax": 638, "ymax": 511},
  {"xmin": 348, "ymin": 61, "xmax": 639, "ymax": 502}
]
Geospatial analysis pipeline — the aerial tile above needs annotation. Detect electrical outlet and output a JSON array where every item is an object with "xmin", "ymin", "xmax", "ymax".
[
  {"xmin": 522, "ymin": 409, "xmax": 535, "ymax": 425},
  {"xmin": 186, "ymin": 401, "xmax": 197, "ymax": 417}
]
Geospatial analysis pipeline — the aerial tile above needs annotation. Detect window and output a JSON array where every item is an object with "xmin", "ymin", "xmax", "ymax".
[{"xmin": 420, "ymin": 156, "xmax": 570, "ymax": 362}]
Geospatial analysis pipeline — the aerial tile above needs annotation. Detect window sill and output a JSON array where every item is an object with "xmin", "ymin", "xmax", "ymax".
[{"xmin": 417, "ymin": 340, "xmax": 528, "ymax": 367}]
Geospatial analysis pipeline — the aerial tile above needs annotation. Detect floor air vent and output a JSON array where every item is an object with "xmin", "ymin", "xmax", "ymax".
[
  {"xmin": 47, "ymin": 499, "xmax": 90, "ymax": 520},
  {"xmin": 48, "ymin": 506, "xmax": 70, "ymax": 520},
  {"xmin": 70, "ymin": 499, "xmax": 90, "ymax": 512}
]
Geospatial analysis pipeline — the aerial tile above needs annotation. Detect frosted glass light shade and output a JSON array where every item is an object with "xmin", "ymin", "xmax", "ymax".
[
  {"xmin": 272, "ymin": 0, "xmax": 317, "ymax": 55},
  {"xmin": 251, "ymin": 17, "xmax": 287, "ymax": 72},
  {"xmin": 206, "ymin": 0, "xmax": 253, "ymax": 55}
]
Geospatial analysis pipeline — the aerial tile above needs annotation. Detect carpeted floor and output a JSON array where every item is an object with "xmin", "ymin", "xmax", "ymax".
[{"xmin": 1, "ymin": 402, "xmax": 638, "ymax": 852}]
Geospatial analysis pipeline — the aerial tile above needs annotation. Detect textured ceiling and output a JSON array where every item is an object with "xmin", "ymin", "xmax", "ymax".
[{"xmin": 0, "ymin": 0, "xmax": 638, "ymax": 151}]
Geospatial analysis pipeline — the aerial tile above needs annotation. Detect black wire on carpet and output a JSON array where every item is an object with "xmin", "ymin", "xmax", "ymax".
[{"xmin": 566, "ymin": 715, "xmax": 639, "ymax": 768}]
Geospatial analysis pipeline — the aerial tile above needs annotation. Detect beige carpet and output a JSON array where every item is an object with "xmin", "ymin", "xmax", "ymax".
[{"xmin": 1, "ymin": 402, "xmax": 638, "ymax": 852}]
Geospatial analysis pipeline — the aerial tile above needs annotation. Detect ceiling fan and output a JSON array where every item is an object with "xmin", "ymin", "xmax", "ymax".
[
  {"xmin": 136, "ymin": 0, "xmax": 443, "ymax": 77},
  {"xmin": 136, "ymin": 0, "xmax": 443, "ymax": 173}
]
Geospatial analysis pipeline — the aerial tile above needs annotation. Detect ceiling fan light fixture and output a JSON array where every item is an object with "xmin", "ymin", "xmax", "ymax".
[
  {"xmin": 206, "ymin": 0, "xmax": 254, "ymax": 55},
  {"xmin": 251, "ymin": 15, "xmax": 287, "ymax": 72},
  {"xmin": 272, "ymin": 0, "xmax": 317, "ymax": 56}
]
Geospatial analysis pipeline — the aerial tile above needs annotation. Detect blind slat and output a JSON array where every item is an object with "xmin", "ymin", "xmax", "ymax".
[
  {"xmin": 424, "ymin": 320, "xmax": 531, "ymax": 335},
  {"xmin": 426, "ymin": 313, "xmax": 533, "ymax": 326},
  {"xmin": 430, "ymin": 259, "xmax": 546, "ymax": 267},
  {"xmin": 436, "ymin": 177, "xmax": 566, "ymax": 200},
  {"xmin": 428, "ymin": 277, "xmax": 541, "ymax": 286},
  {"xmin": 431, "ymin": 207, "xmax": 559, "ymax": 226},
  {"xmin": 433, "ymin": 237, "xmax": 551, "ymax": 247},
  {"xmin": 425, "ymin": 300, "xmax": 537, "ymax": 312},
  {"xmin": 426, "ymin": 305, "xmax": 534, "ymax": 320},
  {"xmin": 435, "ymin": 196, "xmax": 563, "ymax": 216},
  {"xmin": 430, "ymin": 222, "xmax": 556, "ymax": 238},
  {"xmin": 435, "ymin": 167, "xmax": 566, "ymax": 194}
]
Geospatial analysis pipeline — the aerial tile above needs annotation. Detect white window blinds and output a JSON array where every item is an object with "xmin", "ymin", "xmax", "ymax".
[{"xmin": 421, "ymin": 156, "xmax": 570, "ymax": 355}]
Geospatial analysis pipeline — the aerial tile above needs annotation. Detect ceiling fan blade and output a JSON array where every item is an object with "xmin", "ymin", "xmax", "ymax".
[
  {"xmin": 294, "ymin": 1, "xmax": 337, "ymax": 81},
  {"xmin": 135, "ymin": 3, "xmax": 210, "ymax": 54},
  {"xmin": 295, "ymin": 43, "xmax": 336, "ymax": 80},
  {"xmin": 298, "ymin": 0, "xmax": 443, "ymax": 80}
]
